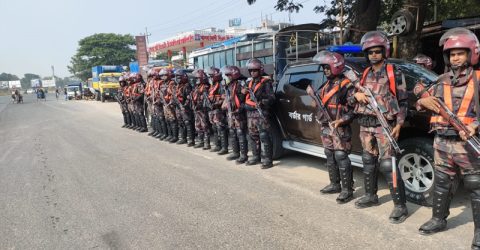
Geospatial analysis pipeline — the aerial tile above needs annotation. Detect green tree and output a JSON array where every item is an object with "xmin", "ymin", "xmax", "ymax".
[
  {"xmin": 68, "ymin": 33, "xmax": 136, "ymax": 81},
  {"xmin": 0, "ymin": 73, "xmax": 20, "ymax": 81},
  {"xmin": 20, "ymin": 73, "xmax": 41, "ymax": 89}
]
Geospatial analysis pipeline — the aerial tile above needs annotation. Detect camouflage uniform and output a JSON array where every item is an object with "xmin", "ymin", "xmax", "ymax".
[
  {"xmin": 349, "ymin": 62, "xmax": 409, "ymax": 217},
  {"xmin": 162, "ymin": 80, "xmax": 178, "ymax": 142},
  {"xmin": 316, "ymin": 76, "xmax": 355, "ymax": 202},
  {"xmin": 208, "ymin": 81, "xmax": 228, "ymax": 153},
  {"xmin": 223, "ymin": 79, "xmax": 248, "ymax": 163},
  {"xmin": 117, "ymin": 85, "xmax": 131, "ymax": 128},
  {"xmin": 145, "ymin": 77, "xmax": 155, "ymax": 136},
  {"xmin": 192, "ymin": 83, "xmax": 211, "ymax": 149},
  {"xmin": 126, "ymin": 83, "xmax": 138, "ymax": 129},
  {"xmin": 416, "ymin": 69, "xmax": 480, "ymax": 240},
  {"xmin": 152, "ymin": 79, "xmax": 167, "ymax": 139},
  {"xmin": 245, "ymin": 76, "xmax": 275, "ymax": 168},
  {"xmin": 174, "ymin": 80, "xmax": 194, "ymax": 146},
  {"xmin": 132, "ymin": 81, "xmax": 148, "ymax": 132}
]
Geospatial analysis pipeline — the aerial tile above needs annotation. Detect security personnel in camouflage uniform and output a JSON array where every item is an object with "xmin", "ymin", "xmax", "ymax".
[
  {"xmin": 160, "ymin": 68, "xmax": 178, "ymax": 142},
  {"xmin": 244, "ymin": 58, "xmax": 275, "ymax": 169},
  {"xmin": 154, "ymin": 70, "xmax": 168, "ymax": 139},
  {"xmin": 349, "ymin": 31, "xmax": 408, "ymax": 223},
  {"xmin": 117, "ymin": 75, "xmax": 132, "ymax": 128},
  {"xmin": 413, "ymin": 54, "xmax": 434, "ymax": 70},
  {"xmin": 415, "ymin": 28, "xmax": 480, "ymax": 249},
  {"xmin": 173, "ymin": 69, "xmax": 195, "ymax": 146},
  {"xmin": 221, "ymin": 65, "xmax": 248, "ymax": 164},
  {"xmin": 145, "ymin": 69, "xmax": 157, "ymax": 136},
  {"xmin": 125, "ymin": 74, "xmax": 138, "ymax": 130},
  {"xmin": 131, "ymin": 73, "xmax": 148, "ymax": 133},
  {"xmin": 207, "ymin": 67, "xmax": 229, "ymax": 155},
  {"xmin": 191, "ymin": 69, "xmax": 211, "ymax": 149},
  {"xmin": 306, "ymin": 51, "xmax": 355, "ymax": 203}
]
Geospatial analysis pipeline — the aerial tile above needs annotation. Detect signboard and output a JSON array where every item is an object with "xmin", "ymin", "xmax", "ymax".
[
  {"xmin": 42, "ymin": 79, "xmax": 56, "ymax": 87},
  {"xmin": 31, "ymin": 79, "xmax": 42, "ymax": 88},
  {"xmin": 229, "ymin": 18, "xmax": 241, "ymax": 27},
  {"xmin": 9, "ymin": 80, "xmax": 21, "ymax": 89},
  {"xmin": 135, "ymin": 35, "xmax": 149, "ymax": 68},
  {"xmin": 0, "ymin": 81, "xmax": 9, "ymax": 89}
]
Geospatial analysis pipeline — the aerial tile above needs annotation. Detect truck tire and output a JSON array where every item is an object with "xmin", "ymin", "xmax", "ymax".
[{"xmin": 398, "ymin": 137, "xmax": 435, "ymax": 206}]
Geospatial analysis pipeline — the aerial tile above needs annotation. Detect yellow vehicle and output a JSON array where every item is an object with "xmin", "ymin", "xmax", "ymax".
[{"xmin": 91, "ymin": 66, "xmax": 123, "ymax": 102}]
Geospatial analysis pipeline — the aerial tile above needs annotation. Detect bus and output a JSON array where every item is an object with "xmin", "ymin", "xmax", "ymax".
[{"xmin": 188, "ymin": 24, "xmax": 338, "ymax": 81}]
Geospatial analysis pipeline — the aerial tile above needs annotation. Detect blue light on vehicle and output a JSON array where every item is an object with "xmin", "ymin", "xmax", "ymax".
[{"xmin": 327, "ymin": 44, "xmax": 362, "ymax": 54}]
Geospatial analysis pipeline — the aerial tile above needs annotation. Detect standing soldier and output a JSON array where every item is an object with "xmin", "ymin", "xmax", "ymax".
[
  {"xmin": 244, "ymin": 58, "xmax": 275, "ymax": 169},
  {"xmin": 415, "ymin": 28, "xmax": 480, "ymax": 249},
  {"xmin": 159, "ymin": 68, "xmax": 177, "ymax": 142},
  {"xmin": 207, "ymin": 67, "xmax": 229, "ymax": 155},
  {"xmin": 413, "ymin": 54, "xmax": 434, "ymax": 70},
  {"xmin": 131, "ymin": 73, "xmax": 148, "ymax": 133},
  {"xmin": 306, "ymin": 51, "xmax": 355, "ymax": 203},
  {"xmin": 348, "ymin": 31, "xmax": 408, "ymax": 223},
  {"xmin": 117, "ymin": 75, "xmax": 132, "ymax": 128},
  {"xmin": 145, "ymin": 69, "xmax": 156, "ymax": 136},
  {"xmin": 173, "ymin": 69, "xmax": 195, "ymax": 146},
  {"xmin": 221, "ymin": 65, "xmax": 248, "ymax": 164},
  {"xmin": 155, "ymin": 70, "xmax": 168, "ymax": 140},
  {"xmin": 191, "ymin": 69, "xmax": 212, "ymax": 149},
  {"xmin": 126, "ymin": 74, "xmax": 138, "ymax": 130}
]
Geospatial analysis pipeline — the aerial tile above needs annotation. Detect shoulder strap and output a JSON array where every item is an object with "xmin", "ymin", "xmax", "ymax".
[
  {"xmin": 473, "ymin": 70, "xmax": 480, "ymax": 120},
  {"xmin": 386, "ymin": 64, "xmax": 397, "ymax": 97}
]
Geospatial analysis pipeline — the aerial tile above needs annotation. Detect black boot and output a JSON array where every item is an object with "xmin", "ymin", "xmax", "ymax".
[
  {"xmin": 148, "ymin": 115, "xmax": 155, "ymax": 136},
  {"xmin": 379, "ymin": 159, "xmax": 408, "ymax": 223},
  {"xmin": 419, "ymin": 172, "xmax": 453, "ymax": 235},
  {"xmin": 246, "ymin": 139, "xmax": 261, "ymax": 166},
  {"xmin": 176, "ymin": 123, "xmax": 187, "ymax": 144},
  {"xmin": 210, "ymin": 126, "xmax": 221, "ymax": 152},
  {"xmin": 126, "ymin": 112, "xmax": 133, "ymax": 128},
  {"xmin": 217, "ymin": 127, "xmax": 229, "ymax": 155},
  {"xmin": 153, "ymin": 117, "xmax": 161, "ymax": 138},
  {"xmin": 169, "ymin": 121, "xmax": 179, "ymax": 143},
  {"xmin": 186, "ymin": 121, "xmax": 195, "ymax": 147},
  {"xmin": 194, "ymin": 132, "xmax": 204, "ymax": 148},
  {"xmin": 471, "ymin": 195, "xmax": 480, "ymax": 250},
  {"xmin": 335, "ymin": 150, "xmax": 354, "ymax": 204},
  {"xmin": 164, "ymin": 121, "xmax": 173, "ymax": 141},
  {"xmin": 130, "ymin": 113, "xmax": 138, "ymax": 130},
  {"xmin": 122, "ymin": 112, "xmax": 128, "ymax": 128},
  {"xmin": 320, "ymin": 149, "xmax": 341, "ymax": 193},
  {"xmin": 236, "ymin": 130, "xmax": 248, "ymax": 164},
  {"xmin": 260, "ymin": 131, "xmax": 273, "ymax": 169},
  {"xmin": 226, "ymin": 129, "xmax": 239, "ymax": 161},
  {"xmin": 138, "ymin": 114, "xmax": 148, "ymax": 133},
  {"xmin": 203, "ymin": 132, "xmax": 211, "ymax": 150},
  {"xmin": 159, "ymin": 118, "xmax": 168, "ymax": 140},
  {"xmin": 355, "ymin": 152, "xmax": 379, "ymax": 208}
]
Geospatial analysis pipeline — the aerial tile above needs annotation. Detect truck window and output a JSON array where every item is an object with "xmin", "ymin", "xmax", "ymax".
[{"xmin": 100, "ymin": 76, "xmax": 120, "ymax": 82}]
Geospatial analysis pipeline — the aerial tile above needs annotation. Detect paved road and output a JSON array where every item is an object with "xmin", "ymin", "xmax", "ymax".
[{"xmin": 0, "ymin": 94, "xmax": 474, "ymax": 249}]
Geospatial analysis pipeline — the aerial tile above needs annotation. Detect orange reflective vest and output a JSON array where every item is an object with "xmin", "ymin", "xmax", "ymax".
[
  {"xmin": 320, "ymin": 78, "xmax": 350, "ymax": 109},
  {"xmin": 430, "ymin": 71, "xmax": 480, "ymax": 126},
  {"xmin": 245, "ymin": 77, "xmax": 268, "ymax": 107},
  {"xmin": 360, "ymin": 64, "xmax": 396, "ymax": 96}
]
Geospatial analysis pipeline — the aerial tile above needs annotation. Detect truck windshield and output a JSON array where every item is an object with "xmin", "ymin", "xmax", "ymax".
[
  {"xmin": 101, "ymin": 76, "xmax": 119, "ymax": 82},
  {"xmin": 67, "ymin": 87, "xmax": 79, "ymax": 91}
]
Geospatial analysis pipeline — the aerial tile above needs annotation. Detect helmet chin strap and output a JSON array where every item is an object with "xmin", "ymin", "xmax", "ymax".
[{"xmin": 450, "ymin": 62, "xmax": 469, "ymax": 85}]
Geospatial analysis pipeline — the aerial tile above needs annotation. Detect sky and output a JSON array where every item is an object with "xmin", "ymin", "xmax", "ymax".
[{"xmin": 0, "ymin": 0, "xmax": 325, "ymax": 78}]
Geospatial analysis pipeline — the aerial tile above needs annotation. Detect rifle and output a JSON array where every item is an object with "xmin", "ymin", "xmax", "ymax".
[
  {"xmin": 306, "ymin": 84, "xmax": 341, "ymax": 138},
  {"xmin": 417, "ymin": 83, "xmax": 480, "ymax": 157},
  {"xmin": 158, "ymin": 85, "xmax": 171, "ymax": 107},
  {"xmin": 357, "ymin": 85, "xmax": 403, "ymax": 190},
  {"xmin": 173, "ymin": 85, "xmax": 185, "ymax": 111},
  {"xmin": 203, "ymin": 91, "xmax": 213, "ymax": 110},
  {"xmin": 223, "ymin": 85, "xmax": 233, "ymax": 122}
]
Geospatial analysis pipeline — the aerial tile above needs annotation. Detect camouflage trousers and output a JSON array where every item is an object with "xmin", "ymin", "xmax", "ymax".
[
  {"xmin": 434, "ymin": 136, "xmax": 480, "ymax": 176},
  {"xmin": 359, "ymin": 125, "xmax": 393, "ymax": 160},
  {"xmin": 208, "ymin": 109, "xmax": 227, "ymax": 129},
  {"xmin": 176, "ymin": 106, "xmax": 194, "ymax": 125},
  {"xmin": 119, "ymin": 101, "xmax": 128, "ymax": 113},
  {"xmin": 133, "ymin": 101, "xmax": 144, "ymax": 115},
  {"xmin": 164, "ymin": 104, "xmax": 176, "ymax": 122},
  {"xmin": 195, "ymin": 109, "xmax": 210, "ymax": 133},
  {"xmin": 127, "ymin": 102, "xmax": 135, "ymax": 114},
  {"xmin": 152, "ymin": 103, "xmax": 164, "ymax": 118},
  {"xmin": 320, "ymin": 124, "xmax": 352, "ymax": 153},
  {"xmin": 227, "ymin": 112, "xmax": 247, "ymax": 130},
  {"xmin": 146, "ymin": 101, "xmax": 153, "ymax": 117},
  {"xmin": 246, "ymin": 110, "xmax": 271, "ymax": 135}
]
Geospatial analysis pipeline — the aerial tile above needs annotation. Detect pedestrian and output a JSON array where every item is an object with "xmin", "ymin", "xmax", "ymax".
[
  {"xmin": 306, "ymin": 50, "xmax": 355, "ymax": 203},
  {"xmin": 349, "ymin": 31, "xmax": 408, "ymax": 223},
  {"xmin": 415, "ymin": 27, "xmax": 480, "ymax": 250}
]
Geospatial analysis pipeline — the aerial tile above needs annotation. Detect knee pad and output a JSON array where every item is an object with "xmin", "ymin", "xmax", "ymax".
[
  {"xmin": 434, "ymin": 171, "xmax": 454, "ymax": 192},
  {"xmin": 259, "ymin": 131, "xmax": 269, "ymax": 141},
  {"xmin": 334, "ymin": 150, "xmax": 348, "ymax": 161},
  {"xmin": 362, "ymin": 151, "xmax": 376, "ymax": 165},
  {"xmin": 324, "ymin": 148, "xmax": 334, "ymax": 158},
  {"xmin": 378, "ymin": 158, "xmax": 393, "ymax": 174},
  {"xmin": 464, "ymin": 175, "xmax": 480, "ymax": 196},
  {"xmin": 229, "ymin": 128, "xmax": 236, "ymax": 136}
]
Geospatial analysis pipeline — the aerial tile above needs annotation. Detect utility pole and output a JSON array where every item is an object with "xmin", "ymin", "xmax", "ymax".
[
  {"xmin": 51, "ymin": 65, "xmax": 56, "ymax": 87},
  {"xmin": 144, "ymin": 27, "xmax": 152, "ymax": 59},
  {"xmin": 339, "ymin": 0, "xmax": 344, "ymax": 45}
]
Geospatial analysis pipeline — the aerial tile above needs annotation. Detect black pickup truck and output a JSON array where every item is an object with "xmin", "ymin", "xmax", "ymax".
[{"xmin": 270, "ymin": 57, "xmax": 438, "ymax": 206}]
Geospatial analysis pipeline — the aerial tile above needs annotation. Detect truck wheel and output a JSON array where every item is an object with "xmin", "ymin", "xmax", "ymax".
[
  {"xmin": 398, "ymin": 137, "xmax": 435, "ymax": 206},
  {"xmin": 101, "ymin": 94, "xmax": 105, "ymax": 102},
  {"xmin": 271, "ymin": 121, "xmax": 285, "ymax": 160}
]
